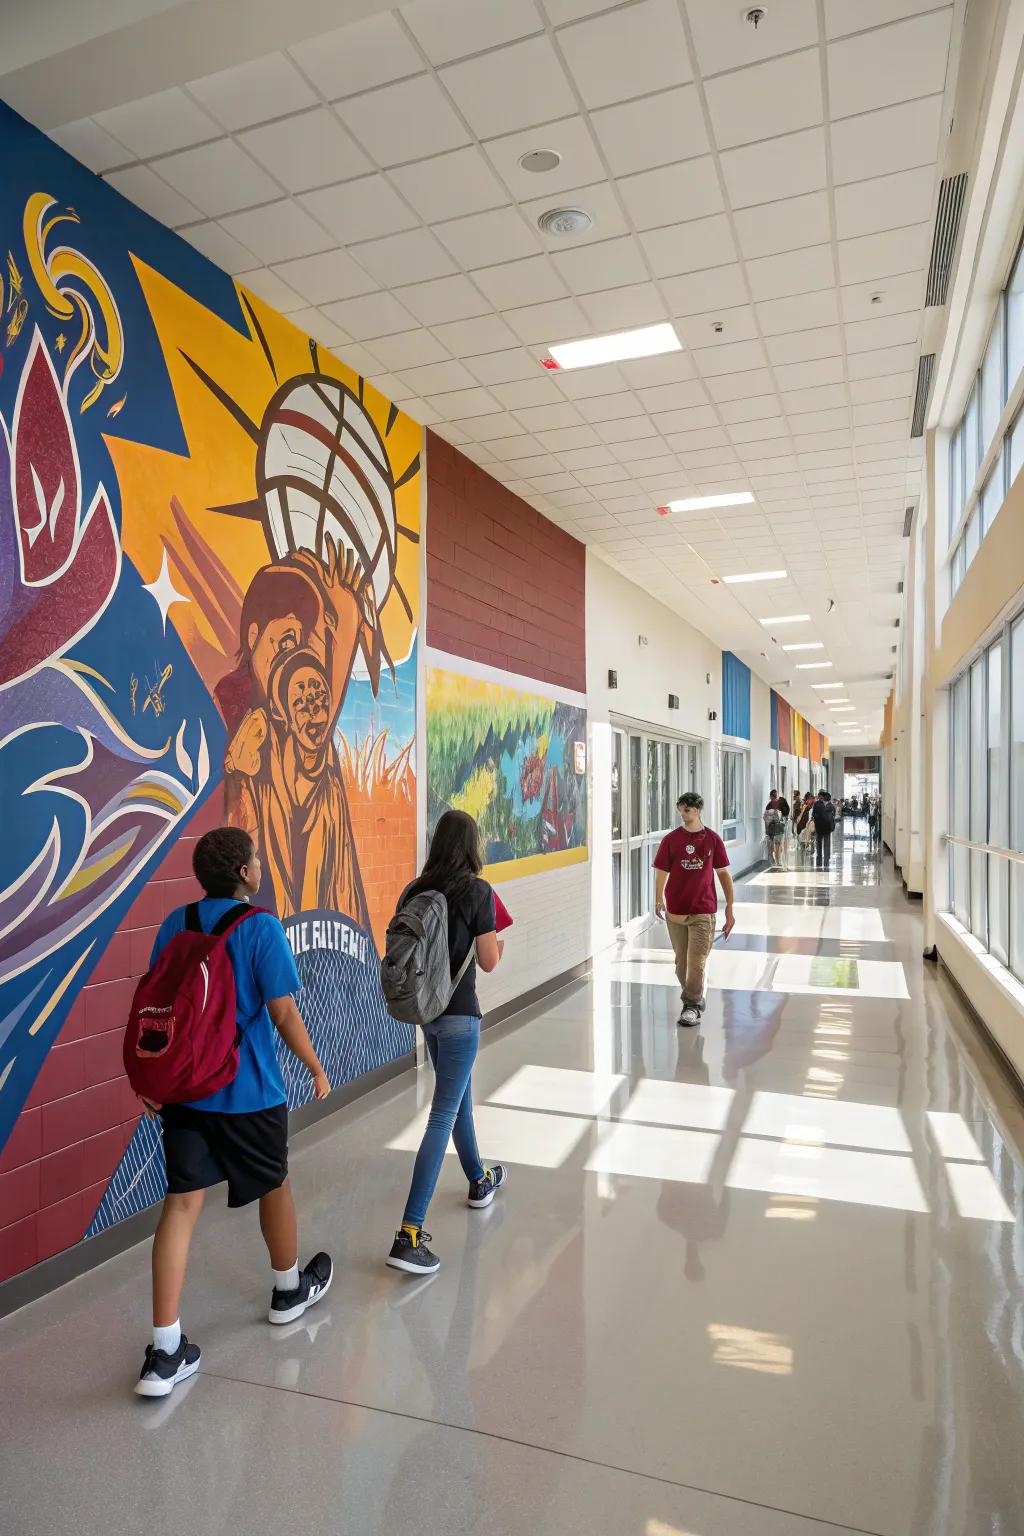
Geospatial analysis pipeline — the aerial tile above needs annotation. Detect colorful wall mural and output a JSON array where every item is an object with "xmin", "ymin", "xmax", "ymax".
[
  {"xmin": 426, "ymin": 666, "xmax": 587, "ymax": 881},
  {"xmin": 0, "ymin": 103, "xmax": 420, "ymax": 1278},
  {"xmin": 770, "ymin": 690, "xmax": 828, "ymax": 764}
]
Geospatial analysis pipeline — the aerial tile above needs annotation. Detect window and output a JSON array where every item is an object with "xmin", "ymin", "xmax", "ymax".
[
  {"xmin": 1006, "ymin": 240, "xmax": 1024, "ymax": 393},
  {"xmin": 988, "ymin": 639, "xmax": 1008, "ymax": 965},
  {"xmin": 1011, "ymin": 617, "xmax": 1024, "ymax": 979},
  {"xmin": 1009, "ymin": 407, "xmax": 1024, "ymax": 491},
  {"xmin": 980, "ymin": 313, "xmax": 1004, "ymax": 452},
  {"xmin": 949, "ymin": 422, "xmax": 964, "ymax": 538},
  {"xmin": 950, "ymin": 672, "xmax": 971, "ymax": 927},
  {"xmin": 611, "ymin": 731, "xmax": 623, "ymax": 843},
  {"xmin": 969, "ymin": 655, "xmax": 988, "ymax": 946},
  {"xmin": 721, "ymin": 748, "xmax": 746, "ymax": 842},
  {"xmin": 964, "ymin": 380, "xmax": 980, "ymax": 480},
  {"xmin": 629, "ymin": 735, "xmax": 642, "ymax": 839},
  {"xmin": 981, "ymin": 463, "xmax": 1002, "ymax": 535},
  {"xmin": 611, "ymin": 726, "xmax": 702, "ymax": 931}
]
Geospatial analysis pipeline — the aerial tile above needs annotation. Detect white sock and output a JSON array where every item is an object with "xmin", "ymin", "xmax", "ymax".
[
  {"xmin": 153, "ymin": 1319, "xmax": 181, "ymax": 1355},
  {"xmin": 273, "ymin": 1263, "xmax": 299, "ymax": 1292}
]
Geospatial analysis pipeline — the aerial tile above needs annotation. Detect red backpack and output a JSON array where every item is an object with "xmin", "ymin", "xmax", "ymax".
[{"xmin": 123, "ymin": 902, "xmax": 262, "ymax": 1105}]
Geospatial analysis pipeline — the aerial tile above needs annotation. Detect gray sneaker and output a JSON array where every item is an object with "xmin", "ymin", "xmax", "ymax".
[{"xmin": 678, "ymin": 1005, "xmax": 702, "ymax": 1027}]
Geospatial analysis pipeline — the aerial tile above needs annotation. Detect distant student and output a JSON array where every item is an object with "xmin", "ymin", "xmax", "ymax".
[
  {"xmin": 654, "ymin": 791, "xmax": 736, "ymax": 1026},
  {"xmin": 812, "ymin": 789, "xmax": 837, "ymax": 869},
  {"xmin": 133, "ymin": 827, "xmax": 332, "ymax": 1399}
]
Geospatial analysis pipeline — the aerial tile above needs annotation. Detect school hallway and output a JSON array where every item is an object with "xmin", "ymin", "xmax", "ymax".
[{"xmin": 2, "ymin": 833, "xmax": 1023, "ymax": 1536}]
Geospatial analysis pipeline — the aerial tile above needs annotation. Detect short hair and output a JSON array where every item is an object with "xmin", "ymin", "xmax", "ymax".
[
  {"xmin": 193, "ymin": 827, "xmax": 255, "ymax": 897},
  {"xmin": 677, "ymin": 791, "xmax": 704, "ymax": 811},
  {"xmin": 817, "ymin": 788, "xmax": 830, "ymax": 799}
]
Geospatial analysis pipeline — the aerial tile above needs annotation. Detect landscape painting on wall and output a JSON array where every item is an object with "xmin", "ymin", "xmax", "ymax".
[
  {"xmin": 0, "ymin": 101, "xmax": 420, "ymax": 1271},
  {"xmin": 426, "ymin": 667, "xmax": 588, "ymax": 880}
]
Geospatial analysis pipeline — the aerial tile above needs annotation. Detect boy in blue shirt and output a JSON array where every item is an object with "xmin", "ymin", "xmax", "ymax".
[{"xmin": 135, "ymin": 827, "xmax": 332, "ymax": 1398}]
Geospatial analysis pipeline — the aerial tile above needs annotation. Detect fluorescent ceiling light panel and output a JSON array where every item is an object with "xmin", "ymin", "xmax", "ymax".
[
  {"xmin": 760, "ymin": 615, "xmax": 809, "ymax": 625},
  {"xmin": 663, "ymin": 492, "xmax": 755, "ymax": 513},
  {"xmin": 831, "ymin": 707, "xmax": 856, "ymax": 713},
  {"xmin": 722, "ymin": 570, "xmax": 787, "ymax": 584},
  {"xmin": 814, "ymin": 682, "xmax": 844, "ymax": 690},
  {"xmin": 782, "ymin": 642, "xmax": 824, "ymax": 652},
  {"xmin": 546, "ymin": 322, "xmax": 680, "ymax": 371},
  {"xmin": 796, "ymin": 662, "xmax": 833, "ymax": 670}
]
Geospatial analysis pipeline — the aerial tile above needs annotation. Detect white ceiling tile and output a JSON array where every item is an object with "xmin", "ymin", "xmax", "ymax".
[
  {"xmin": 720, "ymin": 127, "xmax": 827, "ymax": 209},
  {"xmin": 772, "ymin": 356, "xmax": 845, "ymax": 392},
  {"xmin": 734, "ymin": 192, "xmax": 831, "ymax": 258},
  {"xmin": 402, "ymin": 0, "xmax": 542, "ymax": 63},
  {"xmin": 95, "ymin": 87, "xmax": 220, "ymax": 159},
  {"xmin": 482, "ymin": 115, "xmax": 606, "ymax": 199},
  {"xmin": 395, "ymin": 274, "xmax": 492, "ymax": 323},
  {"xmin": 181, "ymin": 220, "xmax": 257, "ymax": 274},
  {"xmin": 104, "ymin": 165, "xmax": 201, "ymax": 227},
  {"xmin": 789, "ymin": 407, "xmax": 851, "ymax": 435},
  {"xmin": 300, "ymin": 176, "xmax": 418, "ymax": 244},
  {"xmin": 590, "ymin": 86, "xmax": 708, "ymax": 176},
  {"xmin": 686, "ymin": 0, "xmax": 818, "ymax": 74},
  {"xmin": 155, "ymin": 139, "xmax": 281, "ymax": 217},
  {"xmin": 289, "ymin": 12, "xmax": 424, "ymax": 100},
  {"xmin": 471, "ymin": 255, "xmax": 568, "ymax": 310},
  {"xmin": 351, "ymin": 227, "xmax": 456, "ymax": 286},
  {"xmin": 272, "ymin": 247, "xmax": 379, "ymax": 304},
  {"xmin": 390, "ymin": 146, "xmax": 509, "ymax": 223},
  {"xmin": 558, "ymin": 0, "xmax": 692, "ymax": 109},
  {"xmin": 596, "ymin": 415, "xmax": 659, "ymax": 443},
  {"xmin": 845, "ymin": 312, "xmax": 920, "ymax": 354},
  {"xmin": 49, "ymin": 117, "xmax": 130, "ymax": 174},
  {"xmin": 692, "ymin": 338, "xmax": 767, "ymax": 376},
  {"xmin": 618, "ymin": 158, "xmax": 723, "ymax": 230},
  {"xmin": 394, "ymin": 359, "xmax": 478, "ymax": 394},
  {"xmin": 727, "ymin": 414, "xmax": 789, "ymax": 445},
  {"xmin": 757, "ymin": 289, "xmax": 840, "ymax": 337},
  {"xmin": 435, "ymin": 206, "xmax": 540, "ymax": 268},
  {"xmin": 834, "ymin": 166, "xmax": 936, "ymax": 240},
  {"xmin": 515, "ymin": 401, "xmax": 584, "ymax": 432},
  {"xmin": 424, "ymin": 386, "xmax": 503, "ymax": 419},
  {"xmin": 836, "ymin": 224, "xmax": 931, "ymax": 284},
  {"xmin": 441, "ymin": 35, "xmax": 576, "ymax": 137},
  {"xmin": 550, "ymin": 235, "xmax": 649, "ymax": 294},
  {"xmin": 489, "ymin": 377, "xmax": 566, "ymax": 410},
  {"xmin": 236, "ymin": 267, "xmax": 307, "ymax": 313},
  {"xmin": 618, "ymin": 351, "xmax": 695, "ymax": 388},
  {"xmin": 661, "ymin": 264, "xmax": 748, "ymax": 315},
  {"xmin": 746, "ymin": 244, "xmax": 835, "ymax": 302},
  {"xmin": 580, "ymin": 282, "xmax": 667, "ymax": 331},
  {"xmin": 641, "ymin": 215, "xmax": 736, "ymax": 277},
  {"xmin": 577, "ymin": 391, "xmax": 644, "ymax": 422},
  {"xmin": 466, "ymin": 347, "xmax": 549, "ymax": 384},
  {"xmin": 852, "ymin": 398, "xmax": 912, "ymax": 426},
  {"xmin": 506, "ymin": 453, "xmax": 562, "ymax": 476},
  {"xmin": 828, "ymin": 10, "xmax": 952, "ymax": 118},
  {"xmin": 431, "ymin": 313, "xmax": 521, "ymax": 357},
  {"xmin": 331, "ymin": 341, "xmax": 385, "ymax": 377},
  {"xmin": 536, "ymin": 425, "xmax": 601, "ymax": 452},
  {"xmin": 677, "ymin": 305, "xmax": 759, "ymax": 348},
  {"xmin": 240, "ymin": 108, "xmax": 370, "ymax": 192},
  {"xmin": 186, "ymin": 53, "xmax": 316, "ymax": 131},
  {"xmin": 555, "ymin": 361, "xmax": 630, "ymax": 397},
  {"xmin": 219, "ymin": 200, "xmax": 334, "ymax": 263},
  {"xmin": 337, "ymin": 76, "xmax": 469, "ymax": 166},
  {"xmin": 824, "ymin": 0, "xmax": 940, "ymax": 37},
  {"xmin": 663, "ymin": 426, "xmax": 729, "ymax": 453},
  {"xmin": 717, "ymin": 393, "xmax": 783, "ymax": 424},
  {"xmin": 368, "ymin": 328, "xmax": 453, "ymax": 370},
  {"xmin": 840, "ymin": 271, "xmax": 925, "ymax": 321},
  {"xmin": 575, "ymin": 464, "xmax": 633, "ymax": 485},
  {"xmin": 705, "ymin": 367, "xmax": 776, "ymax": 402},
  {"xmin": 452, "ymin": 409, "xmax": 524, "ymax": 441},
  {"xmin": 830, "ymin": 94, "xmax": 943, "ymax": 187},
  {"xmin": 845, "ymin": 343, "xmax": 919, "ymax": 380},
  {"xmin": 320, "ymin": 290, "xmax": 417, "ymax": 339},
  {"xmin": 636, "ymin": 380, "xmax": 708, "ymax": 412},
  {"xmin": 504, "ymin": 295, "xmax": 590, "ymax": 342},
  {"xmin": 706, "ymin": 49, "xmax": 823, "ymax": 153},
  {"xmin": 286, "ymin": 308, "xmax": 351, "ymax": 347}
]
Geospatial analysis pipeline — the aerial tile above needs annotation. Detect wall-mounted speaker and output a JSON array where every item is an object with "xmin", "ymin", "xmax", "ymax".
[{"xmin": 608, "ymin": 670, "xmax": 618, "ymax": 688}]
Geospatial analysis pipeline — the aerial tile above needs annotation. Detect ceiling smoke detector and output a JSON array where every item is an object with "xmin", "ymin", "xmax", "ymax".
[
  {"xmin": 519, "ymin": 149, "xmax": 562, "ymax": 174},
  {"xmin": 538, "ymin": 206, "xmax": 593, "ymax": 237}
]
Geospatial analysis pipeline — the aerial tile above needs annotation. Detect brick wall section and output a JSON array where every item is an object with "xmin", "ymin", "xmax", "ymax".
[
  {"xmin": 425, "ymin": 431, "xmax": 586, "ymax": 694},
  {"xmin": 0, "ymin": 793, "xmax": 224, "ymax": 1282}
]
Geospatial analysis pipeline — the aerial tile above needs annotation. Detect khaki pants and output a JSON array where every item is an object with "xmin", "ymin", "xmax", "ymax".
[{"xmin": 667, "ymin": 914, "xmax": 716, "ymax": 1008}]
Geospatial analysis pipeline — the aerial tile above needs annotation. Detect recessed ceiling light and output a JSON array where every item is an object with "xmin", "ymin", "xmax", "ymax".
[
  {"xmin": 760, "ymin": 614, "xmax": 809, "ymax": 625},
  {"xmin": 831, "ymin": 706, "xmax": 855, "ymax": 713},
  {"xmin": 519, "ymin": 149, "xmax": 562, "ymax": 173},
  {"xmin": 796, "ymin": 661, "xmax": 833, "ymax": 670},
  {"xmin": 829, "ymin": 698, "xmax": 851, "ymax": 704},
  {"xmin": 659, "ymin": 491, "xmax": 755, "ymax": 514},
  {"xmin": 543, "ymin": 321, "xmax": 680, "ymax": 370},
  {"xmin": 782, "ymin": 642, "xmax": 824, "ymax": 651},
  {"xmin": 814, "ymin": 682, "xmax": 844, "ymax": 690},
  {"xmin": 722, "ymin": 569, "xmax": 787, "ymax": 584}
]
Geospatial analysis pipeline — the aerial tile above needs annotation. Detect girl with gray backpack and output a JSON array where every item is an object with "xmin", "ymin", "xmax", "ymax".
[{"xmin": 380, "ymin": 809, "xmax": 506, "ymax": 1275}]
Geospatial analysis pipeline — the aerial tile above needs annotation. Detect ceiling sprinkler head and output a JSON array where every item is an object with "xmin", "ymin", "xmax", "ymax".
[
  {"xmin": 711, "ymin": 319, "xmax": 725, "ymax": 334},
  {"xmin": 745, "ymin": 6, "xmax": 766, "ymax": 28},
  {"xmin": 538, "ymin": 206, "xmax": 593, "ymax": 237}
]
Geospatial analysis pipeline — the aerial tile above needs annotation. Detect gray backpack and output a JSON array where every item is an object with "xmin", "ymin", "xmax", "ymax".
[{"xmin": 380, "ymin": 888, "xmax": 475, "ymax": 1027}]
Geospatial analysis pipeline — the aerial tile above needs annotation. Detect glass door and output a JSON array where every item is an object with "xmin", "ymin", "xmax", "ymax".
[{"xmin": 611, "ymin": 725, "xmax": 703, "ymax": 932}]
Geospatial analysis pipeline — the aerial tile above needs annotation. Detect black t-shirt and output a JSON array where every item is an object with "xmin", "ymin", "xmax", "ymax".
[{"xmin": 443, "ymin": 878, "xmax": 497, "ymax": 1018}]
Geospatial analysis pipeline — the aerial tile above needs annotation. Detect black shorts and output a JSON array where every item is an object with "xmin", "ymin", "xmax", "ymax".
[{"xmin": 161, "ymin": 1103, "xmax": 289, "ymax": 1208}]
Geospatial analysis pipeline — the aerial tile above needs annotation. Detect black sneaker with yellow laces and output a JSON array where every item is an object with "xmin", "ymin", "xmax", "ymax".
[
  {"xmin": 386, "ymin": 1228, "xmax": 441, "ymax": 1274},
  {"xmin": 468, "ymin": 1164, "xmax": 508, "ymax": 1209}
]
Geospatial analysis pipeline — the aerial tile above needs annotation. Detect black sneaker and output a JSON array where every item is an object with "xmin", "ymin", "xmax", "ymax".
[
  {"xmin": 678, "ymin": 1005, "xmax": 701, "ymax": 1027},
  {"xmin": 134, "ymin": 1336, "xmax": 201, "ymax": 1398},
  {"xmin": 268, "ymin": 1252, "xmax": 333, "ymax": 1325},
  {"xmin": 386, "ymin": 1229, "xmax": 441, "ymax": 1274},
  {"xmin": 468, "ymin": 1164, "xmax": 508, "ymax": 1209}
]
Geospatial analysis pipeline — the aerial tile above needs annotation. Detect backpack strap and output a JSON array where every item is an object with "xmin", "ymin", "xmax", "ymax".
[
  {"xmin": 451, "ymin": 941, "xmax": 476, "ymax": 987},
  {"xmin": 184, "ymin": 902, "xmax": 202, "ymax": 933},
  {"xmin": 210, "ymin": 902, "xmax": 262, "ymax": 938}
]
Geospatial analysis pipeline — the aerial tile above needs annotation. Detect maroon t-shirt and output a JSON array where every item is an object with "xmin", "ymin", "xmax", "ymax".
[{"xmin": 653, "ymin": 826, "xmax": 730, "ymax": 915}]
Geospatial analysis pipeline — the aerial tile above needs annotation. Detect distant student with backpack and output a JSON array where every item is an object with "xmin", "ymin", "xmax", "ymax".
[
  {"xmin": 811, "ymin": 789, "xmax": 836, "ymax": 869},
  {"xmin": 381, "ymin": 809, "xmax": 506, "ymax": 1276},
  {"xmin": 128, "ymin": 827, "xmax": 332, "ymax": 1399}
]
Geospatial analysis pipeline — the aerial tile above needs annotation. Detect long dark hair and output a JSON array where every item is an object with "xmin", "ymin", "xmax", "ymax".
[{"xmin": 407, "ymin": 810, "xmax": 484, "ymax": 901}]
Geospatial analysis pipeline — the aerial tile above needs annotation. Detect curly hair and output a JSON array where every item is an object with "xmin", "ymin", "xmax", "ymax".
[{"xmin": 192, "ymin": 827, "xmax": 255, "ymax": 898}]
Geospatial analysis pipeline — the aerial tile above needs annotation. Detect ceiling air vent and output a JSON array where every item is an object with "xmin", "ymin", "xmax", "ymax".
[
  {"xmin": 925, "ymin": 173, "xmax": 968, "ymax": 306},
  {"xmin": 910, "ymin": 354, "xmax": 934, "ymax": 437},
  {"xmin": 902, "ymin": 505, "xmax": 914, "ymax": 537}
]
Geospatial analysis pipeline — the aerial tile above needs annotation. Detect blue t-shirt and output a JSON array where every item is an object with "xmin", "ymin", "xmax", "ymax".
[{"xmin": 150, "ymin": 898, "xmax": 300, "ymax": 1114}]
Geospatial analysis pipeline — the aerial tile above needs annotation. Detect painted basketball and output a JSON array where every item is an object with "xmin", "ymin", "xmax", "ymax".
[{"xmin": 257, "ymin": 375, "xmax": 397, "ymax": 612}]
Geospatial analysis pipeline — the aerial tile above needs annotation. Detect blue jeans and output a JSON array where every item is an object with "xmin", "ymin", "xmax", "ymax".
[{"xmin": 402, "ymin": 1014, "xmax": 485, "ymax": 1229}]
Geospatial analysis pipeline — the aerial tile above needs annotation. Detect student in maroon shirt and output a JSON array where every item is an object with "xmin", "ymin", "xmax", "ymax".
[{"xmin": 653, "ymin": 791, "xmax": 736, "ymax": 1027}]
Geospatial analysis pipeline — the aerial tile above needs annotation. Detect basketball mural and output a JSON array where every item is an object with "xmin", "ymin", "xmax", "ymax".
[{"xmin": 0, "ymin": 102, "xmax": 419, "ymax": 1278}]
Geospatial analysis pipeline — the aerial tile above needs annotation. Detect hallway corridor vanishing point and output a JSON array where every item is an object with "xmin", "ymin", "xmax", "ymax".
[{"xmin": 3, "ymin": 835, "xmax": 1023, "ymax": 1536}]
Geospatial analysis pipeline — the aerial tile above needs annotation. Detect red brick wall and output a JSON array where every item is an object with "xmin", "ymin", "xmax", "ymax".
[
  {"xmin": 0, "ymin": 794, "xmax": 223, "ymax": 1283},
  {"xmin": 425, "ymin": 432, "xmax": 586, "ymax": 690}
]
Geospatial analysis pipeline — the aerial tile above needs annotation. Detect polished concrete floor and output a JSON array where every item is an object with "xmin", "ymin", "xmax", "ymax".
[{"xmin": 3, "ymin": 832, "xmax": 1024, "ymax": 1535}]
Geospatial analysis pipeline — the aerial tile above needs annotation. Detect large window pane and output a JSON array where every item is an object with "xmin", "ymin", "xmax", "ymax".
[
  {"xmin": 970, "ymin": 655, "xmax": 988, "ymax": 945},
  {"xmin": 965, "ymin": 381, "xmax": 980, "ymax": 483},
  {"xmin": 949, "ymin": 424, "xmax": 964, "ymax": 538},
  {"xmin": 611, "ymin": 731, "xmax": 623, "ymax": 842},
  {"xmin": 629, "ymin": 735, "xmax": 642, "ymax": 838},
  {"xmin": 647, "ymin": 739, "xmax": 659, "ymax": 834},
  {"xmin": 611, "ymin": 850, "xmax": 622, "ymax": 928},
  {"xmin": 1009, "ymin": 408, "xmax": 1024, "ymax": 491},
  {"xmin": 952, "ymin": 673, "xmax": 971, "ymax": 926},
  {"xmin": 981, "ymin": 463, "xmax": 1002, "ymax": 535},
  {"xmin": 965, "ymin": 506, "xmax": 980, "ymax": 567},
  {"xmin": 629, "ymin": 846, "xmax": 643, "ymax": 921},
  {"xmin": 980, "ymin": 308, "xmax": 1005, "ymax": 453},
  {"xmin": 988, "ymin": 639, "xmax": 1009, "ymax": 965},
  {"xmin": 1007, "ymin": 242, "xmax": 1024, "ymax": 396},
  {"xmin": 1011, "ymin": 619, "xmax": 1024, "ymax": 979},
  {"xmin": 660, "ymin": 741, "xmax": 672, "ymax": 830}
]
